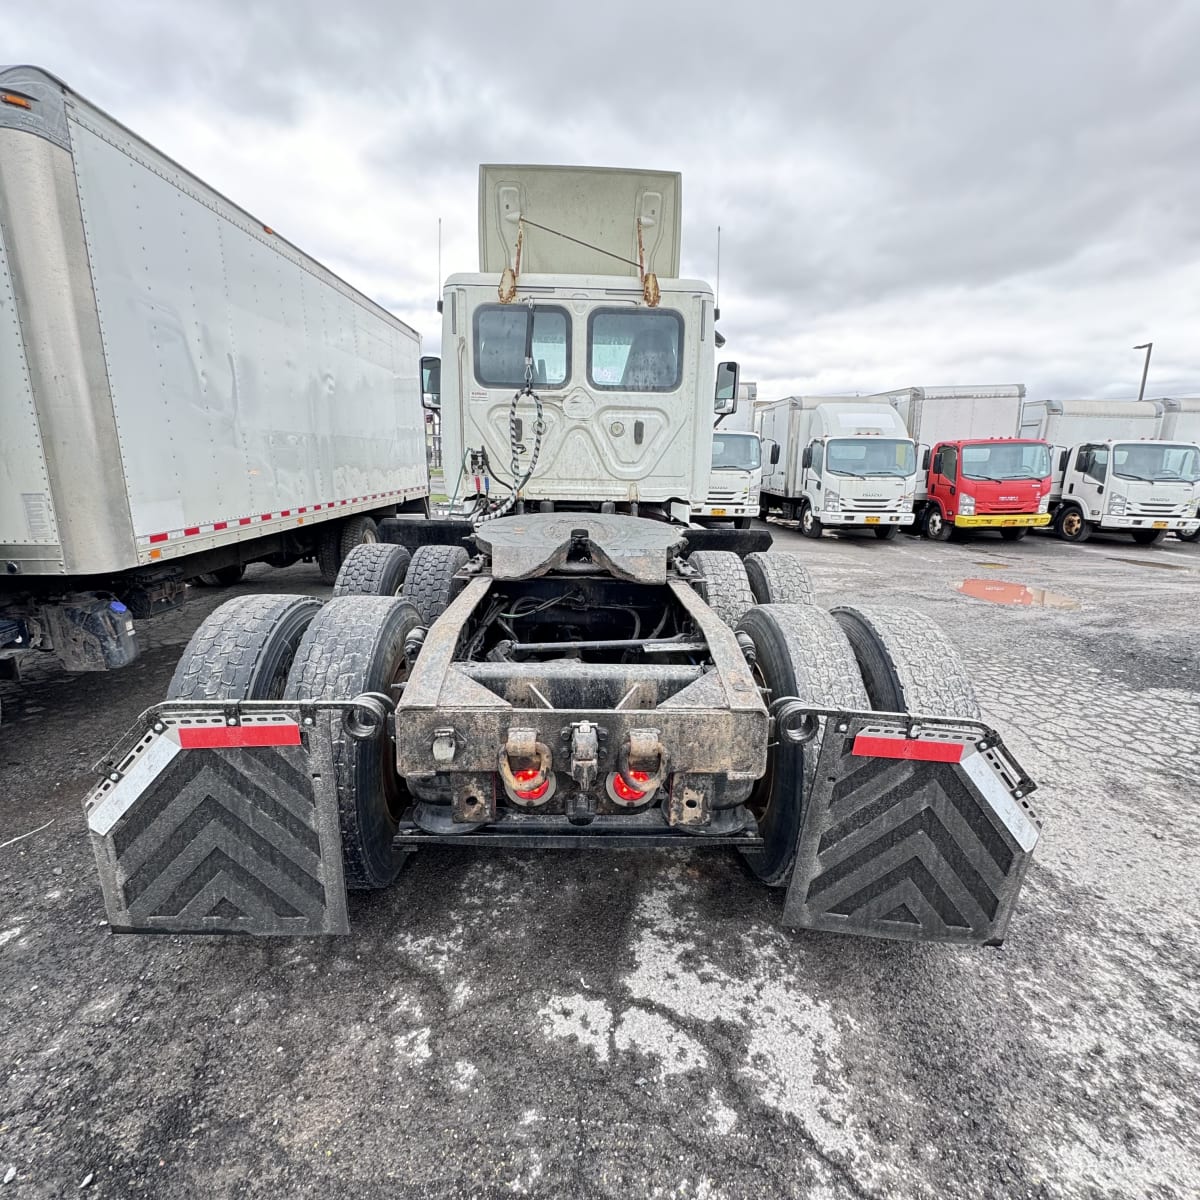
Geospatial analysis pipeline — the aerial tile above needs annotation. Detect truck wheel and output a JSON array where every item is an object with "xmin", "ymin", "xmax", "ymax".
[
  {"xmin": 401, "ymin": 544, "xmax": 470, "ymax": 624},
  {"xmin": 1130, "ymin": 529, "xmax": 1163, "ymax": 546},
  {"xmin": 284, "ymin": 596, "xmax": 423, "ymax": 890},
  {"xmin": 193, "ymin": 563, "xmax": 246, "ymax": 588},
  {"xmin": 744, "ymin": 552, "xmax": 814, "ymax": 605},
  {"xmin": 799, "ymin": 503, "xmax": 824, "ymax": 539},
  {"xmin": 999, "ymin": 527, "xmax": 1029, "ymax": 542},
  {"xmin": 333, "ymin": 543, "xmax": 412, "ymax": 597},
  {"xmin": 922, "ymin": 507, "xmax": 953, "ymax": 541},
  {"xmin": 167, "ymin": 594, "xmax": 322, "ymax": 701},
  {"xmin": 688, "ymin": 550, "xmax": 756, "ymax": 627},
  {"xmin": 317, "ymin": 516, "xmax": 379, "ymax": 584},
  {"xmin": 830, "ymin": 605, "xmax": 980, "ymax": 718},
  {"xmin": 873, "ymin": 525, "xmax": 899, "ymax": 541},
  {"xmin": 1054, "ymin": 505, "xmax": 1091, "ymax": 543},
  {"xmin": 736, "ymin": 604, "xmax": 869, "ymax": 886},
  {"xmin": 1177, "ymin": 528, "xmax": 1200, "ymax": 543}
]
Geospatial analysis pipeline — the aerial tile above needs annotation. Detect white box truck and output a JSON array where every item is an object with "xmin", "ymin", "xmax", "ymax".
[
  {"xmin": 0, "ymin": 66, "xmax": 428, "ymax": 678},
  {"xmin": 757, "ymin": 397, "xmax": 917, "ymax": 539},
  {"xmin": 882, "ymin": 385, "xmax": 1053, "ymax": 541},
  {"xmin": 694, "ymin": 381, "xmax": 761, "ymax": 526},
  {"xmin": 1019, "ymin": 399, "xmax": 1200, "ymax": 544}
]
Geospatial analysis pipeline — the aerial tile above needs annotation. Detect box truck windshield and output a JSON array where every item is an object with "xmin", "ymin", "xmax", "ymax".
[
  {"xmin": 827, "ymin": 439, "xmax": 916, "ymax": 478},
  {"xmin": 713, "ymin": 433, "xmax": 761, "ymax": 470},
  {"xmin": 1109, "ymin": 443, "xmax": 1200, "ymax": 483},
  {"xmin": 961, "ymin": 442, "xmax": 1051, "ymax": 481}
]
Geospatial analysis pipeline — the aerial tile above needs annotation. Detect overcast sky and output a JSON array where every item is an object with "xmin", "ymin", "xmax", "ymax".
[{"xmin": 11, "ymin": 0, "xmax": 1200, "ymax": 400}]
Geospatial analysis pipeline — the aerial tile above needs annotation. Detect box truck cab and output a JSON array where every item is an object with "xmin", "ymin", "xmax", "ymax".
[
  {"xmin": 424, "ymin": 166, "xmax": 739, "ymax": 524},
  {"xmin": 758, "ymin": 398, "xmax": 917, "ymax": 539},
  {"xmin": 693, "ymin": 381, "xmax": 761, "ymax": 527},
  {"xmin": 1021, "ymin": 400, "xmax": 1200, "ymax": 544},
  {"xmin": 882, "ymin": 386, "xmax": 1052, "ymax": 540},
  {"xmin": 1157, "ymin": 398, "xmax": 1200, "ymax": 542}
]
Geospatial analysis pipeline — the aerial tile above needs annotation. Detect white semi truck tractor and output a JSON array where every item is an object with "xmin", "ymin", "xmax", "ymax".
[
  {"xmin": 694, "ymin": 382, "xmax": 762, "ymax": 528},
  {"xmin": 83, "ymin": 164, "xmax": 1040, "ymax": 951},
  {"xmin": 757, "ymin": 397, "xmax": 917, "ymax": 539},
  {"xmin": 1019, "ymin": 399, "xmax": 1200, "ymax": 545},
  {"xmin": 0, "ymin": 65, "xmax": 427, "ymax": 684}
]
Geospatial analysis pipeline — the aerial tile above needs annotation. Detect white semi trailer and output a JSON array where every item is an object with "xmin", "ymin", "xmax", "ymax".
[
  {"xmin": 0, "ymin": 66, "xmax": 427, "ymax": 678},
  {"xmin": 1019, "ymin": 399, "xmax": 1200, "ymax": 544},
  {"xmin": 757, "ymin": 397, "xmax": 917, "ymax": 539}
]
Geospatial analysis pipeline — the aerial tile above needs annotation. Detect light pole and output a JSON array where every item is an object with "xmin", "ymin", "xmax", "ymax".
[{"xmin": 1134, "ymin": 342, "xmax": 1153, "ymax": 404}]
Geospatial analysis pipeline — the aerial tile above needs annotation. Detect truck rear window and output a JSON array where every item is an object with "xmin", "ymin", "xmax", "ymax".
[
  {"xmin": 473, "ymin": 305, "xmax": 570, "ymax": 388},
  {"xmin": 587, "ymin": 309, "xmax": 683, "ymax": 392}
]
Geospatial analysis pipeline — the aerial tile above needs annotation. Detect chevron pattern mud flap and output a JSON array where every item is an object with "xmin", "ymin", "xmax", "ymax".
[
  {"xmin": 782, "ymin": 714, "xmax": 1040, "ymax": 945},
  {"xmin": 85, "ymin": 714, "xmax": 349, "ymax": 936}
]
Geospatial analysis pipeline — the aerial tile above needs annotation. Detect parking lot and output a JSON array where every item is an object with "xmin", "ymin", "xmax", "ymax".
[{"xmin": 1, "ymin": 527, "xmax": 1198, "ymax": 1199}]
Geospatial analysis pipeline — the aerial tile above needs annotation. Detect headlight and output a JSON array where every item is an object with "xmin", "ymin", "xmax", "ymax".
[
  {"xmin": 1037, "ymin": 494, "xmax": 1050, "ymax": 514},
  {"xmin": 824, "ymin": 491, "xmax": 840, "ymax": 512},
  {"xmin": 899, "ymin": 493, "xmax": 914, "ymax": 512},
  {"xmin": 1108, "ymin": 493, "xmax": 1127, "ymax": 515},
  {"xmin": 958, "ymin": 494, "xmax": 976, "ymax": 516},
  {"xmin": 1190, "ymin": 498, "xmax": 1200, "ymax": 516}
]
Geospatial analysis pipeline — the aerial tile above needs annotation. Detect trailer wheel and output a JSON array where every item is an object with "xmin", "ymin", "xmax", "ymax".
[
  {"xmin": 688, "ymin": 550, "xmax": 756, "ymax": 627},
  {"xmin": 799, "ymin": 503, "xmax": 824, "ymax": 539},
  {"xmin": 284, "ymin": 596, "xmax": 423, "ymax": 890},
  {"xmin": 1130, "ymin": 529, "xmax": 1163, "ymax": 546},
  {"xmin": 922, "ymin": 507, "xmax": 953, "ymax": 541},
  {"xmin": 167, "ymin": 594, "xmax": 322, "ymax": 701},
  {"xmin": 1054, "ymin": 504, "xmax": 1091, "ymax": 543},
  {"xmin": 736, "ymin": 604, "xmax": 869, "ymax": 885},
  {"xmin": 333, "ymin": 543, "xmax": 412, "ymax": 597},
  {"xmin": 744, "ymin": 552, "xmax": 815, "ymax": 605},
  {"xmin": 401, "ymin": 544, "xmax": 470, "ymax": 624},
  {"xmin": 873, "ymin": 525, "xmax": 899, "ymax": 541},
  {"xmin": 193, "ymin": 563, "xmax": 246, "ymax": 588},
  {"xmin": 999, "ymin": 527, "xmax": 1029, "ymax": 541},
  {"xmin": 830, "ymin": 605, "xmax": 980, "ymax": 718},
  {"xmin": 317, "ymin": 516, "xmax": 379, "ymax": 584}
]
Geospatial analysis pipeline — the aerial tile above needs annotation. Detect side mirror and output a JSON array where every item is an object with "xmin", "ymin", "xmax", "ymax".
[
  {"xmin": 922, "ymin": 447, "xmax": 931, "ymax": 471},
  {"xmin": 420, "ymin": 356, "xmax": 441, "ymax": 410},
  {"xmin": 714, "ymin": 360, "xmax": 740, "ymax": 415},
  {"xmin": 801, "ymin": 445, "xmax": 812, "ymax": 470},
  {"xmin": 770, "ymin": 442, "xmax": 780, "ymax": 466}
]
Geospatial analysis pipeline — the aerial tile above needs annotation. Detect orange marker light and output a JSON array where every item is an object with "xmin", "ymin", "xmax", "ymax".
[{"xmin": 1, "ymin": 94, "xmax": 32, "ymax": 109}]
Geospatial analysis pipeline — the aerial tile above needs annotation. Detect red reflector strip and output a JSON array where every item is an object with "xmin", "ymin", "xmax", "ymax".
[
  {"xmin": 149, "ymin": 532, "xmax": 168, "ymax": 544},
  {"xmin": 177, "ymin": 724, "xmax": 302, "ymax": 750},
  {"xmin": 213, "ymin": 521, "xmax": 228, "ymax": 531},
  {"xmin": 852, "ymin": 735, "xmax": 964, "ymax": 764},
  {"xmin": 183, "ymin": 526, "xmax": 200, "ymax": 536}
]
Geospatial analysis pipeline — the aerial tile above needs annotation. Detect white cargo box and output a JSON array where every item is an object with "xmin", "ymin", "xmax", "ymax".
[
  {"xmin": 478, "ymin": 164, "xmax": 681, "ymax": 277},
  {"xmin": 1020, "ymin": 398, "xmax": 1161, "ymax": 447},
  {"xmin": 1157, "ymin": 397, "xmax": 1200, "ymax": 443},
  {"xmin": 0, "ymin": 65, "xmax": 426, "ymax": 577},
  {"xmin": 881, "ymin": 385, "xmax": 1026, "ymax": 446}
]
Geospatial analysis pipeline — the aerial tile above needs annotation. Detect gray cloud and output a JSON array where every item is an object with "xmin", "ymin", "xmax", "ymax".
[{"xmin": 13, "ymin": 0, "xmax": 1200, "ymax": 399}]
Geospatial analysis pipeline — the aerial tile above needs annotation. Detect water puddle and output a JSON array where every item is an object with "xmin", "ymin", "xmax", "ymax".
[{"xmin": 954, "ymin": 578, "xmax": 1080, "ymax": 610}]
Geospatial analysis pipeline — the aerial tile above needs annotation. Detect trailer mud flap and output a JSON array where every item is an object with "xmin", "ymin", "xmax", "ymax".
[
  {"xmin": 782, "ymin": 714, "xmax": 1040, "ymax": 945},
  {"xmin": 85, "ymin": 712, "xmax": 348, "ymax": 936}
]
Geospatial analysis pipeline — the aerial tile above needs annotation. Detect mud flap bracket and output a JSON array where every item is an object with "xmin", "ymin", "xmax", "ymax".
[{"xmin": 782, "ymin": 712, "xmax": 1040, "ymax": 945}]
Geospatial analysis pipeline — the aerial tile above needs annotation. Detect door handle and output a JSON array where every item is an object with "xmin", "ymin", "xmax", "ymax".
[{"xmin": 1068, "ymin": 483, "xmax": 1074, "ymax": 494}]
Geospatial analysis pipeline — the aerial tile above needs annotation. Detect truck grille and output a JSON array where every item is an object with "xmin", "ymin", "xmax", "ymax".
[
  {"xmin": 1130, "ymin": 502, "xmax": 1188, "ymax": 517},
  {"xmin": 708, "ymin": 488, "xmax": 745, "ymax": 502},
  {"xmin": 843, "ymin": 499, "xmax": 897, "ymax": 512}
]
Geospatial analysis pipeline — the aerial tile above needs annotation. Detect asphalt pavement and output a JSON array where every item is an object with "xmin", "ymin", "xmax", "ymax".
[{"xmin": 2, "ymin": 525, "xmax": 1198, "ymax": 1199}]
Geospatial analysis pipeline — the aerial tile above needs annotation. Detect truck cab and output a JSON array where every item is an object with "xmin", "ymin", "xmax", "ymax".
[
  {"xmin": 920, "ymin": 438, "xmax": 1052, "ymax": 541},
  {"xmin": 1051, "ymin": 439, "xmax": 1200, "ymax": 544},
  {"xmin": 693, "ymin": 429, "xmax": 762, "ymax": 527}
]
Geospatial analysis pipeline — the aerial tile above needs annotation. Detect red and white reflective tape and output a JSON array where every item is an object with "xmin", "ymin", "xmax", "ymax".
[
  {"xmin": 138, "ymin": 490, "xmax": 407, "ymax": 547},
  {"xmin": 177, "ymin": 723, "xmax": 302, "ymax": 750}
]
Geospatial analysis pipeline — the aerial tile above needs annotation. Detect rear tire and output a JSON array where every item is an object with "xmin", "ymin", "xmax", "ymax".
[
  {"xmin": 1054, "ymin": 504, "xmax": 1091, "ymax": 543},
  {"xmin": 688, "ymin": 550, "xmax": 756, "ymax": 627},
  {"xmin": 167, "ymin": 594, "xmax": 321, "ymax": 701},
  {"xmin": 923, "ymin": 507, "xmax": 953, "ymax": 541},
  {"xmin": 799, "ymin": 503, "xmax": 824, "ymax": 539},
  {"xmin": 830, "ymin": 605, "xmax": 980, "ymax": 717},
  {"xmin": 999, "ymin": 527, "xmax": 1029, "ymax": 542},
  {"xmin": 744, "ymin": 552, "xmax": 815, "ymax": 605},
  {"xmin": 333, "ymin": 543, "xmax": 412, "ymax": 597},
  {"xmin": 284, "ymin": 596, "xmax": 424, "ymax": 890},
  {"xmin": 401, "ymin": 544, "xmax": 470, "ymax": 624},
  {"xmin": 193, "ymin": 563, "xmax": 246, "ymax": 588},
  {"xmin": 1130, "ymin": 529, "xmax": 1163, "ymax": 546},
  {"xmin": 873, "ymin": 525, "xmax": 899, "ymax": 541},
  {"xmin": 736, "ymin": 604, "xmax": 869, "ymax": 886},
  {"xmin": 318, "ymin": 516, "xmax": 379, "ymax": 584}
]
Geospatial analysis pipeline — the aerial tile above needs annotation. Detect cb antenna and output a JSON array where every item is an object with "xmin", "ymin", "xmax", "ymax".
[
  {"xmin": 714, "ymin": 224, "xmax": 721, "ymax": 320},
  {"xmin": 436, "ymin": 217, "xmax": 443, "ymax": 313}
]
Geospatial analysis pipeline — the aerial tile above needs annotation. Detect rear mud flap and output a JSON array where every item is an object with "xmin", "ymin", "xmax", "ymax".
[
  {"xmin": 782, "ymin": 714, "xmax": 1040, "ymax": 945},
  {"xmin": 84, "ymin": 709, "xmax": 349, "ymax": 936}
]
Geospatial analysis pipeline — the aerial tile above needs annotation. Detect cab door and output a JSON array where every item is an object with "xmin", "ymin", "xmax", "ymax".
[
  {"xmin": 1069, "ymin": 444, "xmax": 1108, "ymax": 519},
  {"xmin": 929, "ymin": 443, "xmax": 958, "ymax": 514}
]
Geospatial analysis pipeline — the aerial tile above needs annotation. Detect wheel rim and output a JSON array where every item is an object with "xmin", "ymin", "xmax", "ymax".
[
  {"xmin": 746, "ymin": 661, "xmax": 778, "ymax": 824},
  {"xmin": 801, "ymin": 508, "xmax": 813, "ymax": 532},
  {"xmin": 1062, "ymin": 511, "xmax": 1082, "ymax": 537},
  {"xmin": 362, "ymin": 528, "xmax": 379, "ymax": 545},
  {"xmin": 380, "ymin": 652, "xmax": 412, "ymax": 821},
  {"xmin": 928, "ymin": 513, "xmax": 942, "ymax": 537}
]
